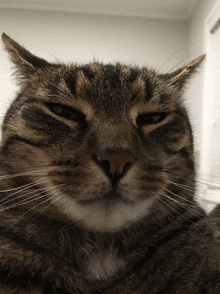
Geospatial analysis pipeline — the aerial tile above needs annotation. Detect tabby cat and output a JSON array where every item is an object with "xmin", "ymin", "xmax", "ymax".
[{"xmin": 0, "ymin": 33, "xmax": 220, "ymax": 294}]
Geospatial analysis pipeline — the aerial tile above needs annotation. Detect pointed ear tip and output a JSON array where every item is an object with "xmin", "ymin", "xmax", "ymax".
[
  {"xmin": 197, "ymin": 53, "xmax": 206, "ymax": 63},
  {"xmin": 1, "ymin": 33, "xmax": 9, "ymax": 43},
  {"xmin": 190, "ymin": 54, "xmax": 206, "ymax": 67}
]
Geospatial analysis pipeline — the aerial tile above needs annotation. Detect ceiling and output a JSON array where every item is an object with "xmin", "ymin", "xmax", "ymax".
[{"xmin": 1, "ymin": 0, "xmax": 198, "ymax": 20}]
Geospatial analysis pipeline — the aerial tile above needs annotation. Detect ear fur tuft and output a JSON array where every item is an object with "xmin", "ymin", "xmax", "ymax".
[
  {"xmin": 160, "ymin": 54, "xmax": 206, "ymax": 90},
  {"xmin": 1, "ymin": 33, "xmax": 49, "ymax": 79}
]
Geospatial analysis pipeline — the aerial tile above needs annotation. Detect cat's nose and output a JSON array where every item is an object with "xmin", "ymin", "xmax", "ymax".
[{"xmin": 96, "ymin": 151, "xmax": 135, "ymax": 179}]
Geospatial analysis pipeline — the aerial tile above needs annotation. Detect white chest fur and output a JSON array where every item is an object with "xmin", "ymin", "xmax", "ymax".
[{"xmin": 86, "ymin": 251, "xmax": 125, "ymax": 280}]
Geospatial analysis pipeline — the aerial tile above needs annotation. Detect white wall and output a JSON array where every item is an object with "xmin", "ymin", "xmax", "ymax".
[
  {"xmin": 188, "ymin": 0, "xmax": 218, "ymax": 154},
  {"xmin": 0, "ymin": 8, "xmax": 189, "ymax": 126},
  {"xmin": 188, "ymin": 0, "xmax": 220, "ymax": 211}
]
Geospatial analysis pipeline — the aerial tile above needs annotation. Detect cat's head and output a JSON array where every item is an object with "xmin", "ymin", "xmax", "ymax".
[{"xmin": 1, "ymin": 33, "xmax": 205, "ymax": 231}]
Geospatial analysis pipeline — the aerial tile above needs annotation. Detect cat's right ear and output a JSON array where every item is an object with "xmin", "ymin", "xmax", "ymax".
[{"xmin": 1, "ymin": 33, "xmax": 49, "ymax": 79}]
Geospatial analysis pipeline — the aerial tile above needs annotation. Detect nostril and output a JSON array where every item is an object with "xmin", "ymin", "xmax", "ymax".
[
  {"xmin": 100, "ymin": 160, "xmax": 111, "ymax": 174},
  {"xmin": 96, "ymin": 151, "xmax": 135, "ymax": 179},
  {"xmin": 123, "ymin": 161, "xmax": 133, "ymax": 174}
]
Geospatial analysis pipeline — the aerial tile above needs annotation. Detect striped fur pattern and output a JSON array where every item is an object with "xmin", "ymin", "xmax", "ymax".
[{"xmin": 0, "ymin": 33, "xmax": 220, "ymax": 293}]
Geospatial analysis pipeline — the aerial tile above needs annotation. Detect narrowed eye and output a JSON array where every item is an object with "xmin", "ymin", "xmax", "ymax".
[
  {"xmin": 45, "ymin": 103, "xmax": 85, "ymax": 122},
  {"xmin": 136, "ymin": 112, "xmax": 167, "ymax": 126}
]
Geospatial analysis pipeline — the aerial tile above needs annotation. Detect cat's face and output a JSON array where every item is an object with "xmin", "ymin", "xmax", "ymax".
[{"xmin": 1, "ymin": 33, "xmax": 205, "ymax": 231}]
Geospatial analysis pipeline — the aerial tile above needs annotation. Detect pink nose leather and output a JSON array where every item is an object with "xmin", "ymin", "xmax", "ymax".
[{"xmin": 97, "ymin": 153, "xmax": 135, "ymax": 175}]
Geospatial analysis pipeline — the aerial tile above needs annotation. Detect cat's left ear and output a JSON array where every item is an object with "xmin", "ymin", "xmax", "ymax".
[
  {"xmin": 1, "ymin": 33, "xmax": 49, "ymax": 79},
  {"xmin": 161, "ymin": 54, "xmax": 206, "ymax": 90}
]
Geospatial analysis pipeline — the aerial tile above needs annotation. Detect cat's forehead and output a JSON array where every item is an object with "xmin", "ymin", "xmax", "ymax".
[
  {"xmin": 73, "ymin": 62, "xmax": 160, "ymax": 100},
  {"xmin": 31, "ymin": 62, "xmax": 179, "ymax": 120}
]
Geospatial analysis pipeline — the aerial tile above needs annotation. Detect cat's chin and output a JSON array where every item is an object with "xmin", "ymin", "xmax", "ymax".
[{"xmin": 50, "ymin": 187, "xmax": 154, "ymax": 231}]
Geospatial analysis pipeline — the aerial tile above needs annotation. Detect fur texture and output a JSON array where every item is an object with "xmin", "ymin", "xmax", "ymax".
[{"xmin": 0, "ymin": 33, "xmax": 219, "ymax": 293}]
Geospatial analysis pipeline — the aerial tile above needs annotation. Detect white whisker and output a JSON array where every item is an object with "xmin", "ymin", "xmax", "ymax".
[
  {"xmin": 0, "ymin": 179, "xmax": 45, "ymax": 193},
  {"xmin": 7, "ymin": 191, "xmax": 60, "ymax": 229},
  {"xmin": 0, "ymin": 191, "xmax": 47, "ymax": 212},
  {"xmin": 159, "ymin": 191, "xmax": 218, "ymax": 230},
  {"xmin": 0, "ymin": 184, "xmax": 64, "ymax": 212},
  {"xmin": 0, "ymin": 170, "xmax": 47, "ymax": 180},
  {"xmin": 160, "ymin": 191, "xmax": 200, "ymax": 216},
  {"xmin": 0, "ymin": 178, "xmax": 48, "ymax": 205},
  {"xmin": 28, "ymin": 194, "xmax": 61, "ymax": 224},
  {"xmin": 167, "ymin": 180, "xmax": 195, "ymax": 192},
  {"xmin": 0, "ymin": 184, "xmax": 50, "ymax": 207},
  {"xmin": 156, "ymin": 198, "xmax": 179, "ymax": 225},
  {"xmin": 164, "ymin": 188, "xmax": 194, "ymax": 204},
  {"xmin": 158, "ymin": 196, "xmax": 194, "ymax": 224}
]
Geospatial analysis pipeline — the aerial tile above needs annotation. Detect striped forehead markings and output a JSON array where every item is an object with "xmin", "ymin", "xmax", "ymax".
[{"xmin": 60, "ymin": 64, "xmax": 172, "ymax": 110}]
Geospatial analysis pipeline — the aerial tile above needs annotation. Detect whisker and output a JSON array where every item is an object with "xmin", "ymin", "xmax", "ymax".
[
  {"xmin": 0, "ymin": 184, "xmax": 64, "ymax": 212},
  {"xmin": 0, "ymin": 184, "xmax": 50, "ymax": 207},
  {"xmin": 7, "ymin": 198, "xmax": 56, "ymax": 230},
  {"xmin": 0, "ymin": 170, "xmax": 47, "ymax": 180},
  {"xmin": 159, "ymin": 191, "xmax": 218, "ymax": 230},
  {"xmin": 156, "ymin": 49, "xmax": 180, "ymax": 74},
  {"xmin": 0, "ymin": 191, "xmax": 47, "ymax": 212},
  {"xmin": 167, "ymin": 181, "xmax": 194, "ymax": 193},
  {"xmin": 28, "ymin": 194, "xmax": 61, "ymax": 224},
  {"xmin": 0, "ymin": 178, "xmax": 46, "ymax": 193},
  {"xmin": 164, "ymin": 169, "xmax": 220, "ymax": 190},
  {"xmin": 160, "ymin": 191, "xmax": 201, "ymax": 216},
  {"xmin": 0, "ymin": 160, "xmax": 56, "ymax": 169},
  {"xmin": 157, "ymin": 196, "xmax": 193, "ymax": 224},
  {"xmin": 8, "ymin": 191, "xmax": 60, "ymax": 228},
  {"xmin": 0, "ymin": 178, "xmax": 47, "ymax": 205},
  {"xmin": 163, "ymin": 189, "xmax": 210, "ymax": 222},
  {"xmin": 164, "ymin": 188, "xmax": 194, "ymax": 204},
  {"xmin": 156, "ymin": 198, "xmax": 179, "ymax": 225}
]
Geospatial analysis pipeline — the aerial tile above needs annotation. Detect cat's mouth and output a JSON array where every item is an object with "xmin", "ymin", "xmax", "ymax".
[
  {"xmin": 77, "ymin": 190, "xmax": 134, "ymax": 205},
  {"xmin": 46, "ymin": 178, "xmax": 156, "ymax": 231}
]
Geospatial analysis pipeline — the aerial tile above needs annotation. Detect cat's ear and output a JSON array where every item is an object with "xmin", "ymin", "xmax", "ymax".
[
  {"xmin": 1, "ymin": 33, "xmax": 49, "ymax": 79},
  {"xmin": 161, "ymin": 54, "xmax": 206, "ymax": 90}
]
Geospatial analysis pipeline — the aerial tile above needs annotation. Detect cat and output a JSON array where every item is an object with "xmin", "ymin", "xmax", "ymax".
[{"xmin": 0, "ymin": 32, "xmax": 220, "ymax": 294}]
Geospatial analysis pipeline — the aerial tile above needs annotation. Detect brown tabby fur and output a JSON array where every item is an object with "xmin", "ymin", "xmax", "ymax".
[{"xmin": 0, "ymin": 33, "xmax": 220, "ymax": 294}]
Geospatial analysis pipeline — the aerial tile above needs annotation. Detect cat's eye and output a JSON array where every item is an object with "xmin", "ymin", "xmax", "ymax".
[
  {"xmin": 45, "ymin": 102, "xmax": 85, "ymax": 122},
  {"xmin": 136, "ymin": 112, "xmax": 167, "ymax": 126}
]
